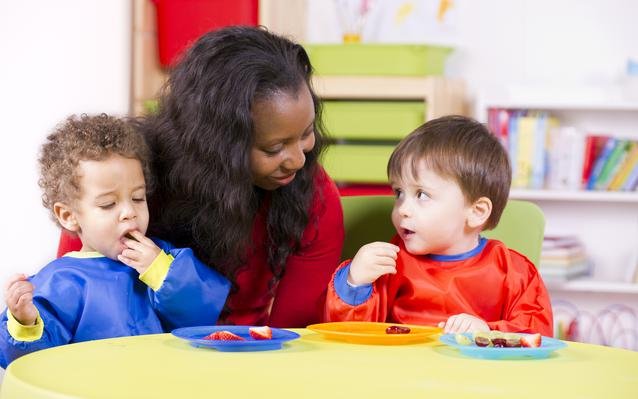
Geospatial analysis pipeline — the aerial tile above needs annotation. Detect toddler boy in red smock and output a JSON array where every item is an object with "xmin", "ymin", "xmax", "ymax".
[{"xmin": 326, "ymin": 115, "xmax": 553, "ymax": 336}]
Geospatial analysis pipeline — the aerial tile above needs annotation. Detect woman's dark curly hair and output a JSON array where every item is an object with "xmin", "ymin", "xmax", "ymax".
[
  {"xmin": 138, "ymin": 26, "xmax": 326, "ymax": 283},
  {"xmin": 39, "ymin": 114, "xmax": 152, "ymax": 229}
]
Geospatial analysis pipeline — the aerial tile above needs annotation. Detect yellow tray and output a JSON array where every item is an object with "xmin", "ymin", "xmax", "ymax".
[{"xmin": 307, "ymin": 322, "xmax": 442, "ymax": 345}]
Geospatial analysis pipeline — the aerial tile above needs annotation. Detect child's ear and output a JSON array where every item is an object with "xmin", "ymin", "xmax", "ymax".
[
  {"xmin": 54, "ymin": 202, "xmax": 80, "ymax": 232},
  {"xmin": 467, "ymin": 197, "xmax": 492, "ymax": 229}
]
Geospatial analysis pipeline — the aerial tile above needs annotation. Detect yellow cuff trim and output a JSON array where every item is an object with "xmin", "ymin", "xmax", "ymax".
[
  {"xmin": 7, "ymin": 309, "xmax": 43, "ymax": 342},
  {"xmin": 139, "ymin": 251, "xmax": 174, "ymax": 291}
]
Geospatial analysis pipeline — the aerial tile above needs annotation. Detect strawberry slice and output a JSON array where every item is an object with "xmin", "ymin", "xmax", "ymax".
[
  {"xmin": 203, "ymin": 330, "xmax": 245, "ymax": 341},
  {"xmin": 520, "ymin": 333, "xmax": 542, "ymax": 348},
  {"xmin": 248, "ymin": 326, "xmax": 273, "ymax": 340}
]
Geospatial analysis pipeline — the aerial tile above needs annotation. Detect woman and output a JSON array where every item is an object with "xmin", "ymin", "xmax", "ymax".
[{"xmin": 139, "ymin": 26, "xmax": 344, "ymax": 327}]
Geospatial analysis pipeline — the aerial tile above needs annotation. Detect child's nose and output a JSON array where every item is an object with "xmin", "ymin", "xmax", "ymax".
[
  {"xmin": 119, "ymin": 202, "xmax": 137, "ymax": 221},
  {"xmin": 398, "ymin": 200, "xmax": 411, "ymax": 217}
]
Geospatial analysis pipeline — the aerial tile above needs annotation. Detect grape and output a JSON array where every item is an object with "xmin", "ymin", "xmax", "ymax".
[{"xmin": 385, "ymin": 325, "xmax": 411, "ymax": 334}]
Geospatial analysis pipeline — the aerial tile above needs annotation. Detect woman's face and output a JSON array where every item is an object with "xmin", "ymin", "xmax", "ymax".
[{"xmin": 250, "ymin": 84, "xmax": 316, "ymax": 190}]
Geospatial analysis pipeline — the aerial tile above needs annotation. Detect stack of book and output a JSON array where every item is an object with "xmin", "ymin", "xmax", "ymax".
[{"xmin": 539, "ymin": 236, "xmax": 591, "ymax": 282}]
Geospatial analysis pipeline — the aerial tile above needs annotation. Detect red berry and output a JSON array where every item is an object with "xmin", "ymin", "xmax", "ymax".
[
  {"xmin": 249, "ymin": 326, "xmax": 273, "ymax": 340},
  {"xmin": 520, "ymin": 333, "xmax": 542, "ymax": 348},
  {"xmin": 203, "ymin": 330, "xmax": 245, "ymax": 341}
]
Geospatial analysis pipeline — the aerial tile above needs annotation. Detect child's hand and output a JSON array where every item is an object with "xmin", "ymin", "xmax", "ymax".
[
  {"xmin": 348, "ymin": 242, "xmax": 400, "ymax": 286},
  {"xmin": 4, "ymin": 274, "xmax": 38, "ymax": 326},
  {"xmin": 118, "ymin": 231, "xmax": 161, "ymax": 275},
  {"xmin": 438, "ymin": 313, "xmax": 490, "ymax": 334}
]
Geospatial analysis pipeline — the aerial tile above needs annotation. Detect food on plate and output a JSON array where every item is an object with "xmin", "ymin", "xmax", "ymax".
[
  {"xmin": 473, "ymin": 331, "xmax": 493, "ymax": 347},
  {"xmin": 504, "ymin": 333, "xmax": 522, "ymax": 348},
  {"xmin": 520, "ymin": 333, "xmax": 542, "ymax": 348},
  {"xmin": 249, "ymin": 326, "xmax": 273, "ymax": 340},
  {"xmin": 468, "ymin": 330, "xmax": 541, "ymax": 348},
  {"xmin": 203, "ymin": 330, "xmax": 245, "ymax": 341},
  {"xmin": 489, "ymin": 330, "xmax": 507, "ymax": 347},
  {"xmin": 454, "ymin": 333, "xmax": 473, "ymax": 345},
  {"xmin": 385, "ymin": 325, "xmax": 411, "ymax": 334}
]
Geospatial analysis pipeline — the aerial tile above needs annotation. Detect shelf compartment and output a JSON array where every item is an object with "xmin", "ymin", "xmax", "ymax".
[
  {"xmin": 304, "ymin": 44, "xmax": 452, "ymax": 76},
  {"xmin": 323, "ymin": 101, "xmax": 424, "ymax": 140},
  {"xmin": 321, "ymin": 144, "xmax": 395, "ymax": 183}
]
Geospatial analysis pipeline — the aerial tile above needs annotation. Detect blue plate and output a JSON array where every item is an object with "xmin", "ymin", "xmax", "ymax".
[
  {"xmin": 171, "ymin": 325, "xmax": 300, "ymax": 352},
  {"xmin": 439, "ymin": 333, "xmax": 567, "ymax": 360}
]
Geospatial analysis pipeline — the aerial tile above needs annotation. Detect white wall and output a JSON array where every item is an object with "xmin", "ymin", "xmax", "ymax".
[
  {"xmin": 307, "ymin": 0, "xmax": 638, "ymax": 106},
  {"xmin": 0, "ymin": 0, "xmax": 130, "ymax": 289}
]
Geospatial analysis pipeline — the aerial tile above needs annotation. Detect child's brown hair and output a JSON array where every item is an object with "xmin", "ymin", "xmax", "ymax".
[
  {"xmin": 387, "ymin": 115, "xmax": 511, "ymax": 230},
  {"xmin": 38, "ymin": 114, "xmax": 152, "ymax": 227}
]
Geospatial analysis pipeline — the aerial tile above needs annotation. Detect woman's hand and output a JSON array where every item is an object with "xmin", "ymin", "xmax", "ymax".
[
  {"xmin": 4, "ymin": 273, "xmax": 38, "ymax": 326},
  {"xmin": 438, "ymin": 313, "xmax": 490, "ymax": 334},
  {"xmin": 347, "ymin": 242, "xmax": 400, "ymax": 286},
  {"xmin": 118, "ymin": 231, "xmax": 161, "ymax": 275}
]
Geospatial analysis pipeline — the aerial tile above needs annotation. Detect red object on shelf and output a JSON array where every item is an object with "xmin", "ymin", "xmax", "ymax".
[
  {"xmin": 338, "ymin": 184, "xmax": 393, "ymax": 197},
  {"xmin": 152, "ymin": 0, "xmax": 259, "ymax": 67}
]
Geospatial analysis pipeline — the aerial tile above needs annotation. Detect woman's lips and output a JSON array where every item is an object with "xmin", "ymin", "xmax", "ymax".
[{"xmin": 273, "ymin": 173, "xmax": 296, "ymax": 185}]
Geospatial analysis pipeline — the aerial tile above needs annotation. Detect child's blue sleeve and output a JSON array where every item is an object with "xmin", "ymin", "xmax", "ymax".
[
  {"xmin": 0, "ymin": 275, "xmax": 77, "ymax": 368},
  {"xmin": 333, "ymin": 263, "xmax": 373, "ymax": 306},
  {"xmin": 149, "ymin": 239, "xmax": 231, "ymax": 330}
]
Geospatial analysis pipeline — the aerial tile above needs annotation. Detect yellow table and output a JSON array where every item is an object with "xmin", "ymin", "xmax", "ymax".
[{"xmin": 1, "ymin": 329, "xmax": 637, "ymax": 398}]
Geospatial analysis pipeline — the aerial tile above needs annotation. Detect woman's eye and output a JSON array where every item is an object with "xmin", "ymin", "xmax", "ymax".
[
  {"xmin": 263, "ymin": 146, "xmax": 282, "ymax": 155},
  {"xmin": 133, "ymin": 197, "xmax": 146, "ymax": 203}
]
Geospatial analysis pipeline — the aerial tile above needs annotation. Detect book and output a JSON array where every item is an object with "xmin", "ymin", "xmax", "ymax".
[
  {"xmin": 608, "ymin": 141, "xmax": 638, "ymax": 191},
  {"xmin": 512, "ymin": 116, "xmax": 536, "ymax": 188},
  {"xmin": 581, "ymin": 135, "xmax": 608, "ymax": 188},
  {"xmin": 546, "ymin": 126, "xmax": 585, "ymax": 190},
  {"xmin": 594, "ymin": 139, "xmax": 630, "ymax": 190},
  {"xmin": 531, "ymin": 113, "xmax": 556, "ymax": 189},
  {"xmin": 586, "ymin": 137, "xmax": 617, "ymax": 190},
  {"xmin": 542, "ymin": 235, "xmax": 582, "ymax": 249},
  {"xmin": 539, "ymin": 261, "xmax": 591, "ymax": 282},
  {"xmin": 487, "ymin": 108, "xmax": 510, "ymax": 149},
  {"xmin": 507, "ymin": 111, "xmax": 522, "ymax": 186},
  {"xmin": 621, "ymin": 160, "xmax": 638, "ymax": 191}
]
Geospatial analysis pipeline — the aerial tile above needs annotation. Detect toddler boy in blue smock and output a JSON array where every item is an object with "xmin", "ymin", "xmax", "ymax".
[{"xmin": 0, "ymin": 114, "xmax": 230, "ymax": 368}]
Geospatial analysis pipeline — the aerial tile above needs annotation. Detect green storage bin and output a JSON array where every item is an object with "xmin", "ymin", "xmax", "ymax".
[
  {"xmin": 321, "ymin": 144, "xmax": 395, "ymax": 183},
  {"xmin": 304, "ymin": 44, "xmax": 452, "ymax": 76},
  {"xmin": 323, "ymin": 101, "xmax": 424, "ymax": 140}
]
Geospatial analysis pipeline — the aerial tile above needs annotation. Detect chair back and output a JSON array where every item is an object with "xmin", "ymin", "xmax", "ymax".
[
  {"xmin": 340, "ymin": 196, "xmax": 545, "ymax": 266},
  {"xmin": 482, "ymin": 200, "xmax": 545, "ymax": 266}
]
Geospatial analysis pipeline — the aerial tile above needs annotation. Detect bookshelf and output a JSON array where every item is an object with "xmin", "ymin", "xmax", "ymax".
[{"xmin": 478, "ymin": 92, "xmax": 638, "ymax": 348}]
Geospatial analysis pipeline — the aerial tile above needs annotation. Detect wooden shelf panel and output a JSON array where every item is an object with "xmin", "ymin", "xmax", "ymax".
[
  {"xmin": 312, "ymin": 76, "xmax": 466, "ymax": 120},
  {"xmin": 547, "ymin": 279, "xmax": 638, "ymax": 294},
  {"xmin": 312, "ymin": 76, "xmax": 442, "ymax": 99},
  {"xmin": 510, "ymin": 189, "xmax": 638, "ymax": 203}
]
